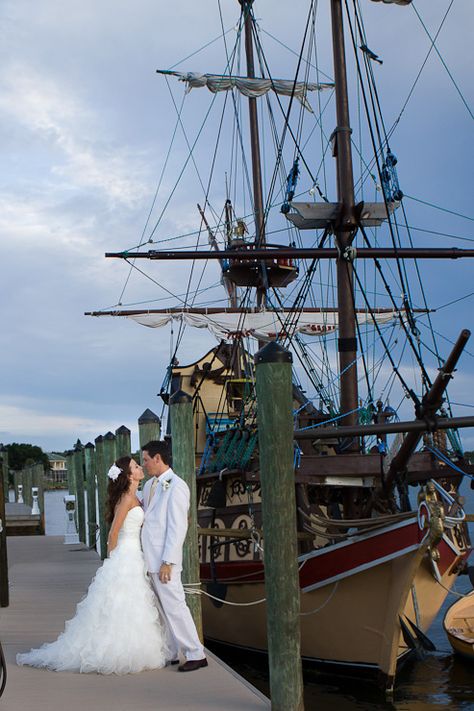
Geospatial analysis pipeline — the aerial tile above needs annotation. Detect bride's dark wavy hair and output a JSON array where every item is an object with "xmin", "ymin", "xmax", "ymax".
[{"xmin": 105, "ymin": 456, "xmax": 133, "ymax": 525}]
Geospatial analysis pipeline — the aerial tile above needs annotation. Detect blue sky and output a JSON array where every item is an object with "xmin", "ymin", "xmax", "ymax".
[{"xmin": 0, "ymin": 0, "xmax": 473, "ymax": 453}]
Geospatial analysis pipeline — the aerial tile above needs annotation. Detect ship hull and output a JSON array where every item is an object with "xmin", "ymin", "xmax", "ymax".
[{"xmin": 199, "ymin": 517, "xmax": 470, "ymax": 691}]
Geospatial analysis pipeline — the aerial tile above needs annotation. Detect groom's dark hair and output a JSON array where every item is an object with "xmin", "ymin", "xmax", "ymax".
[{"xmin": 142, "ymin": 440, "xmax": 171, "ymax": 465}]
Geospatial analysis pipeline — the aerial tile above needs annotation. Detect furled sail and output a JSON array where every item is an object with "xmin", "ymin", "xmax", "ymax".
[
  {"xmin": 115, "ymin": 308, "xmax": 399, "ymax": 342},
  {"xmin": 157, "ymin": 70, "xmax": 334, "ymax": 112},
  {"xmin": 370, "ymin": 1, "xmax": 411, "ymax": 5}
]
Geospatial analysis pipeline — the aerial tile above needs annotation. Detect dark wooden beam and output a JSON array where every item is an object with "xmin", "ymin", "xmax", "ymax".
[
  {"xmin": 105, "ymin": 247, "xmax": 474, "ymax": 261},
  {"xmin": 295, "ymin": 415, "xmax": 474, "ymax": 440}
]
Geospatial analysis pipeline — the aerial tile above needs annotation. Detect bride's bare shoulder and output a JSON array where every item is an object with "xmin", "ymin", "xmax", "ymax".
[{"xmin": 116, "ymin": 492, "xmax": 136, "ymax": 511}]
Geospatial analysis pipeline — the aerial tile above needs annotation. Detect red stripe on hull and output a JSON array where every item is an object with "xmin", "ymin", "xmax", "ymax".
[
  {"xmin": 200, "ymin": 518, "xmax": 431, "ymax": 588},
  {"xmin": 299, "ymin": 520, "xmax": 420, "ymax": 588},
  {"xmin": 436, "ymin": 537, "xmax": 471, "ymax": 576}
]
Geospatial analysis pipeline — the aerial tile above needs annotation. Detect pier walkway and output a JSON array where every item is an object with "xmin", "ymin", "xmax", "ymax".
[{"xmin": 1, "ymin": 536, "xmax": 270, "ymax": 711}]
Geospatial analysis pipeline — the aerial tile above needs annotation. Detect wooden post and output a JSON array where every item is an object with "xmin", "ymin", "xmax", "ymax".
[
  {"xmin": 84, "ymin": 443, "xmax": 96, "ymax": 549},
  {"xmin": 169, "ymin": 390, "xmax": 202, "ymax": 640},
  {"xmin": 115, "ymin": 425, "xmax": 131, "ymax": 458},
  {"xmin": 33, "ymin": 463, "xmax": 45, "ymax": 532},
  {"xmin": 73, "ymin": 443, "xmax": 86, "ymax": 544},
  {"xmin": 37, "ymin": 463, "xmax": 45, "ymax": 514},
  {"xmin": 66, "ymin": 450, "xmax": 76, "ymax": 497},
  {"xmin": 255, "ymin": 341, "xmax": 304, "ymax": 711},
  {"xmin": 100, "ymin": 432, "xmax": 116, "ymax": 560},
  {"xmin": 138, "ymin": 409, "xmax": 161, "ymax": 464},
  {"xmin": 0, "ymin": 465, "xmax": 9, "ymax": 607},
  {"xmin": 23, "ymin": 466, "xmax": 32, "ymax": 508},
  {"xmin": 14, "ymin": 471, "xmax": 23, "ymax": 503},
  {"xmin": 0, "ymin": 446, "xmax": 8, "ymax": 501},
  {"xmin": 94, "ymin": 436, "xmax": 106, "ymax": 559}
]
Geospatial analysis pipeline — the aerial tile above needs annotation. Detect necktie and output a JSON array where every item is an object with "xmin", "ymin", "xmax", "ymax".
[{"xmin": 148, "ymin": 477, "xmax": 159, "ymax": 506}]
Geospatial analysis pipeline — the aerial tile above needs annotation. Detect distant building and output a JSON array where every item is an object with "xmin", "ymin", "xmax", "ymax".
[{"xmin": 46, "ymin": 453, "xmax": 67, "ymax": 483}]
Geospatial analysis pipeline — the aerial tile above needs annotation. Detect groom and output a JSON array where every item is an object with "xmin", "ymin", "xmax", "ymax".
[{"xmin": 141, "ymin": 440, "xmax": 207, "ymax": 672}]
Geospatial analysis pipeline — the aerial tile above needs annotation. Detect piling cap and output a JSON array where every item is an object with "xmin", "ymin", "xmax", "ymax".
[
  {"xmin": 138, "ymin": 408, "xmax": 161, "ymax": 425},
  {"xmin": 254, "ymin": 341, "xmax": 293, "ymax": 365},
  {"xmin": 85, "ymin": 442, "xmax": 94, "ymax": 449},
  {"xmin": 115, "ymin": 425, "xmax": 131, "ymax": 436},
  {"xmin": 103, "ymin": 431, "xmax": 115, "ymax": 441},
  {"xmin": 94, "ymin": 435, "xmax": 103, "ymax": 444},
  {"xmin": 169, "ymin": 389, "xmax": 192, "ymax": 405}
]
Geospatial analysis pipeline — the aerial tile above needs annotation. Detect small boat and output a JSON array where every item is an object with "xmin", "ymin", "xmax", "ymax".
[{"xmin": 444, "ymin": 592, "xmax": 474, "ymax": 660}]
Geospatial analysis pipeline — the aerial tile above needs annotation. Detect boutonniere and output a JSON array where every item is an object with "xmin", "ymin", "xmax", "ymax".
[{"xmin": 161, "ymin": 478, "xmax": 172, "ymax": 491}]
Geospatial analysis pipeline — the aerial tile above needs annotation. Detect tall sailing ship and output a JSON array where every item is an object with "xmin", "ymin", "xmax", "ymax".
[{"xmin": 88, "ymin": 0, "xmax": 474, "ymax": 691}]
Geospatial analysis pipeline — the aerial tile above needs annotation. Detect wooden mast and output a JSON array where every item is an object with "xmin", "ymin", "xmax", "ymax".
[
  {"xmin": 330, "ymin": 0, "xmax": 359, "ymax": 431},
  {"xmin": 240, "ymin": 0, "xmax": 267, "ymax": 309}
]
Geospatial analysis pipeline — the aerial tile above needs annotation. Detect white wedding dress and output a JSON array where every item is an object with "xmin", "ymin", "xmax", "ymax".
[{"xmin": 17, "ymin": 506, "xmax": 168, "ymax": 674}]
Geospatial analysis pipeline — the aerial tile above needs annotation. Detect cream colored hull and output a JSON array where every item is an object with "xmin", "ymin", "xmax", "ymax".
[{"xmin": 201, "ymin": 529, "xmax": 468, "ymax": 690}]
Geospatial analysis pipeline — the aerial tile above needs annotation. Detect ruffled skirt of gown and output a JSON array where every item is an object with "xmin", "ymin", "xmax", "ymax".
[{"xmin": 16, "ymin": 506, "xmax": 167, "ymax": 674}]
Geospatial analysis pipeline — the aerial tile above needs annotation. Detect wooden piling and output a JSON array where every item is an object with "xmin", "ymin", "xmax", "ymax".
[
  {"xmin": 100, "ymin": 432, "xmax": 116, "ymax": 560},
  {"xmin": 66, "ymin": 450, "xmax": 76, "ymax": 497},
  {"xmin": 14, "ymin": 471, "xmax": 23, "ymax": 503},
  {"xmin": 84, "ymin": 443, "xmax": 96, "ymax": 548},
  {"xmin": 32, "ymin": 463, "xmax": 45, "ymax": 532},
  {"xmin": 73, "ymin": 443, "xmax": 86, "ymax": 544},
  {"xmin": 115, "ymin": 425, "xmax": 131, "ymax": 458},
  {"xmin": 23, "ymin": 466, "xmax": 32, "ymax": 508},
  {"xmin": 35, "ymin": 463, "xmax": 45, "ymax": 514},
  {"xmin": 169, "ymin": 390, "xmax": 202, "ymax": 639},
  {"xmin": 0, "ymin": 465, "xmax": 9, "ymax": 607},
  {"xmin": 94, "ymin": 436, "xmax": 105, "ymax": 559},
  {"xmin": 138, "ymin": 409, "xmax": 161, "ymax": 464},
  {"xmin": 0, "ymin": 446, "xmax": 8, "ymax": 501},
  {"xmin": 255, "ymin": 341, "xmax": 304, "ymax": 711}
]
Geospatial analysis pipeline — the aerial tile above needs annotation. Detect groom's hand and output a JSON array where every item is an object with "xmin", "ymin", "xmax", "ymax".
[{"xmin": 159, "ymin": 563, "xmax": 173, "ymax": 584}]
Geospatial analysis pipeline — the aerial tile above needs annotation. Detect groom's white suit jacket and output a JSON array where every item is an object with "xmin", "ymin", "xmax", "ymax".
[{"xmin": 141, "ymin": 468, "xmax": 190, "ymax": 573}]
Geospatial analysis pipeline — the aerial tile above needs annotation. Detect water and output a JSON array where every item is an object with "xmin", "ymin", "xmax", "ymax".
[
  {"xmin": 41, "ymin": 488, "xmax": 474, "ymax": 709},
  {"xmin": 44, "ymin": 489, "xmax": 69, "ymax": 535},
  {"xmin": 209, "ymin": 573, "xmax": 474, "ymax": 710},
  {"xmin": 210, "ymin": 481, "xmax": 474, "ymax": 710},
  {"xmin": 43, "ymin": 489, "xmax": 102, "ymax": 553}
]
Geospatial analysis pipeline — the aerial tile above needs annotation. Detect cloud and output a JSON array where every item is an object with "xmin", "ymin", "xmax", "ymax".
[
  {"xmin": 0, "ymin": 399, "xmax": 109, "ymax": 445},
  {"xmin": 0, "ymin": 63, "xmax": 151, "ymax": 209},
  {"xmin": 0, "ymin": 0, "xmax": 472, "ymax": 461}
]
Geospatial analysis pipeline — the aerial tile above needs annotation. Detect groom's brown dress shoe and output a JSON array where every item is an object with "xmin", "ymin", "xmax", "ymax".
[{"xmin": 178, "ymin": 658, "xmax": 208, "ymax": 672}]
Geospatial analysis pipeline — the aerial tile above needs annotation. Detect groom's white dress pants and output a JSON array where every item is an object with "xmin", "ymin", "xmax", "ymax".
[{"xmin": 150, "ymin": 570, "xmax": 204, "ymax": 661}]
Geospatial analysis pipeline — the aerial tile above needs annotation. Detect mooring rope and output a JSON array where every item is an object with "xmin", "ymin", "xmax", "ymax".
[
  {"xmin": 435, "ymin": 578, "xmax": 472, "ymax": 600},
  {"xmin": 183, "ymin": 575, "xmax": 339, "ymax": 616},
  {"xmin": 184, "ymin": 583, "xmax": 266, "ymax": 607}
]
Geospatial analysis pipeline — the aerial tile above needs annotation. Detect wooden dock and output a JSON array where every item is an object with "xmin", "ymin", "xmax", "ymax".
[
  {"xmin": 5, "ymin": 503, "xmax": 42, "ymax": 536},
  {"xmin": 0, "ymin": 536, "xmax": 269, "ymax": 711}
]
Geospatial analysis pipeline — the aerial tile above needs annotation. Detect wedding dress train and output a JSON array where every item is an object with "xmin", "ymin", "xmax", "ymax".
[{"xmin": 17, "ymin": 506, "xmax": 167, "ymax": 674}]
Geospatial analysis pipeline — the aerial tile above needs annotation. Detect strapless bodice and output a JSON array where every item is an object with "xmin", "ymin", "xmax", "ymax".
[{"xmin": 118, "ymin": 506, "xmax": 144, "ymax": 543}]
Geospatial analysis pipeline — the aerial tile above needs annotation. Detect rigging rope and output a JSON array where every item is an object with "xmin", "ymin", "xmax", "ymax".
[
  {"xmin": 388, "ymin": 0, "xmax": 461, "ymax": 135},
  {"xmin": 345, "ymin": 4, "xmax": 432, "ymax": 395},
  {"xmin": 351, "ymin": 261, "xmax": 419, "ymax": 406},
  {"xmin": 426, "ymin": 445, "xmax": 473, "ymax": 481},
  {"xmin": 412, "ymin": 2, "xmax": 474, "ymax": 122},
  {"xmin": 404, "ymin": 194, "xmax": 474, "ymax": 223}
]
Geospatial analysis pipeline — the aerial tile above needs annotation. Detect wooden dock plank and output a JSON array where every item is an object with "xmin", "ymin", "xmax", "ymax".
[{"xmin": 0, "ymin": 536, "xmax": 269, "ymax": 711}]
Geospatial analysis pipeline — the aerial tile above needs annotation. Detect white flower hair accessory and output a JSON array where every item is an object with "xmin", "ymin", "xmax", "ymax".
[
  {"xmin": 161, "ymin": 478, "xmax": 172, "ymax": 491},
  {"xmin": 107, "ymin": 464, "xmax": 122, "ymax": 481}
]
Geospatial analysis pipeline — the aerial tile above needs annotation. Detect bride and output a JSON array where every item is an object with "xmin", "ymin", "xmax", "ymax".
[{"xmin": 17, "ymin": 456, "xmax": 168, "ymax": 674}]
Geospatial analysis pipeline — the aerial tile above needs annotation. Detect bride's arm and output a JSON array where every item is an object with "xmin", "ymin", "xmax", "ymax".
[{"xmin": 107, "ymin": 496, "xmax": 132, "ymax": 555}]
